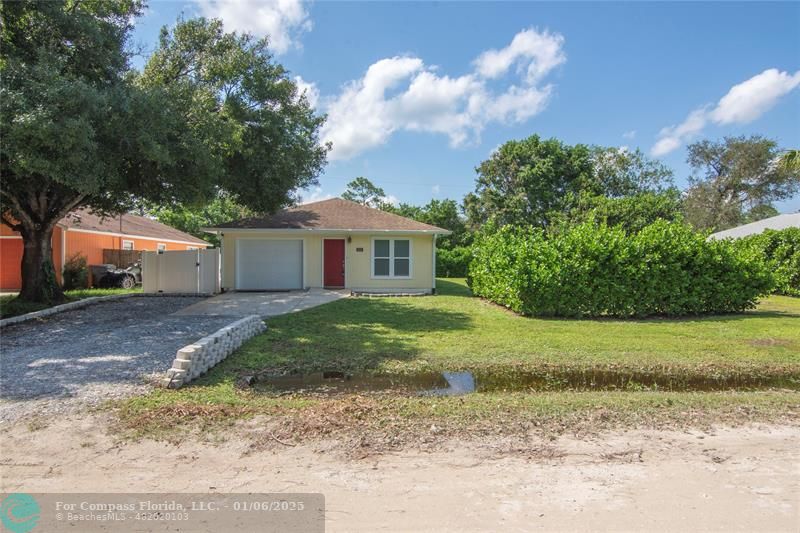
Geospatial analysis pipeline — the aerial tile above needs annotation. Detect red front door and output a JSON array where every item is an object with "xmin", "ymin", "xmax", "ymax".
[{"xmin": 323, "ymin": 239, "xmax": 345, "ymax": 288}]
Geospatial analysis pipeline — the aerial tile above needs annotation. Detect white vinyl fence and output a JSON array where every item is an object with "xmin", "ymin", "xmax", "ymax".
[{"xmin": 142, "ymin": 249, "xmax": 220, "ymax": 294}]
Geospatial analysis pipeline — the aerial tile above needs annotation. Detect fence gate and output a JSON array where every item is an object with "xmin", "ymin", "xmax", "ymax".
[{"xmin": 142, "ymin": 249, "xmax": 220, "ymax": 294}]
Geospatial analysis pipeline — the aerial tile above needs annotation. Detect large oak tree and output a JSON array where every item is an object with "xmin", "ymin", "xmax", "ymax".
[
  {"xmin": 1, "ymin": 1, "xmax": 328, "ymax": 303},
  {"xmin": 683, "ymin": 136, "xmax": 799, "ymax": 231}
]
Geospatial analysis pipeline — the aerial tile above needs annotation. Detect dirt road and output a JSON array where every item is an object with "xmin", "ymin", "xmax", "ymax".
[{"xmin": 1, "ymin": 416, "xmax": 797, "ymax": 532}]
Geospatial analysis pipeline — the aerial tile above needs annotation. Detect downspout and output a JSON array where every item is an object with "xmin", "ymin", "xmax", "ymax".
[{"xmin": 432, "ymin": 234, "xmax": 437, "ymax": 294}]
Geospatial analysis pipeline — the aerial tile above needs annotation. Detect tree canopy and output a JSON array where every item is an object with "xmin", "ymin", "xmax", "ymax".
[
  {"xmin": 683, "ymin": 136, "xmax": 799, "ymax": 231},
  {"xmin": 779, "ymin": 149, "xmax": 800, "ymax": 173},
  {"xmin": 590, "ymin": 146, "xmax": 674, "ymax": 197},
  {"xmin": 1, "ymin": 3, "xmax": 328, "ymax": 302},
  {"xmin": 140, "ymin": 17, "xmax": 328, "ymax": 213},
  {"xmin": 341, "ymin": 177, "xmax": 392, "ymax": 209},
  {"xmin": 392, "ymin": 199, "xmax": 470, "ymax": 248},
  {"xmin": 465, "ymin": 135, "xmax": 675, "ymax": 229},
  {"xmin": 140, "ymin": 192, "xmax": 253, "ymax": 248},
  {"xmin": 557, "ymin": 189, "xmax": 684, "ymax": 234}
]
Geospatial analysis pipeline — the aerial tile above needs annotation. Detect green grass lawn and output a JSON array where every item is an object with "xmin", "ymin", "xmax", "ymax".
[
  {"xmin": 227, "ymin": 278, "xmax": 800, "ymax": 374},
  {"xmin": 0, "ymin": 287, "xmax": 142, "ymax": 319},
  {"xmin": 116, "ymin": 279, "xmax": 799, "ymax": 442}
]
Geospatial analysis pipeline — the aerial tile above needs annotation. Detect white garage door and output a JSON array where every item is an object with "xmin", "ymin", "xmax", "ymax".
[{"xmin": 236, "ymin": 239, "xmax": 303, "ymax": 290}]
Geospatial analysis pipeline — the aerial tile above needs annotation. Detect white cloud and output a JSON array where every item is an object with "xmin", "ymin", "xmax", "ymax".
[
  {"xmin": 294, "ymin": 75, "xmax": 319, "ymax": 108},
  {"xmin": 710, "ymin": 68, "xmax": 800, "ymax": 124},
  {"xmin": 483, "ymin": 84, "xmax": 552, "ymax": 123},
  {"xmin": 622, "ymin": 130, "xmax": 637, "ymax": 140},
  {"xmin": 318, "ymin": 57, "xmax": 425, "ymax": 160},
  {"xmin": 651, "ymin": 137, "xmax": 681, "ymax": 157},
  {"xmin": 198, "ymin": 0, "xmax": 312, "ymax": 54},
  {"xmin": 651, "ymin": 68, "xmax": 800, "ymax": 156},
  {"xmin": 473, "ymin": 28, "xmax": 566, "ymax": 84},
  {"xmin": 320, "ymin": 28, "xmax": 565, "ymax": 160},
  {"xmin": 651, "ymin": 107, "xmax": 709, "ymax": 157},
  {"xmin": 431, "ymin": 184, "xmax": 441, "ymax": 196}
]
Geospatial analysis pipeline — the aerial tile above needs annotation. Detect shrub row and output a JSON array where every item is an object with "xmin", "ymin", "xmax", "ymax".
[
  {"xmin": 468, "ymin": 220, "xmax": 774, "ymax": 317},
  {"xmin": 734, "ymin": 228, "xmax": 800, "ymax": 297},
  {"xmin": 63, "ymin": 253, "xmax": 89, "ymax": 290},
  {"xmin": 436, "ymin": 246, "xmax": 472, "ymax": 278}
]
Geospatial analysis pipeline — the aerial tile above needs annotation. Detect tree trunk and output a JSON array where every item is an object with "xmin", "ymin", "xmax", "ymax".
[{"xmin": 18, "ymin": 224, "xmax": 64, "ymax": 304}]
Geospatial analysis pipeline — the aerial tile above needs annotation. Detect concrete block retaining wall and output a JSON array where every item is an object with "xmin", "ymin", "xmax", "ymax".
[{"xmin": 162, "ymin": 315, "xmax": 266, "ymax": 388}]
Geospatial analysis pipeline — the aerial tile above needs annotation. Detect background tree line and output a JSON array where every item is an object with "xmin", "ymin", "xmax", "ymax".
[{"xmin": 332, "ymin": 134, "xmax": 798, "ymax": 276}]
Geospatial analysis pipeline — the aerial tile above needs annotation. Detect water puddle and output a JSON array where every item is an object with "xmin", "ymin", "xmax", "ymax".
[
  {"xmin": 249, "ymin": 368, "xmax": 798, "ymax": 396},
  {"xmin": 252, "ymin": 371, "xmax": 456, "ymax": 395}
]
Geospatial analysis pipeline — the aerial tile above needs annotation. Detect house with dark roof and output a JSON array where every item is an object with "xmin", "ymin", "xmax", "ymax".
[
  {"xmin": 0, "ymin": 208, "xmax": 209, "ymax": 290},
  {"xmin": 205, "ymin": 198, "xmax": 450, "ymax": 294}
]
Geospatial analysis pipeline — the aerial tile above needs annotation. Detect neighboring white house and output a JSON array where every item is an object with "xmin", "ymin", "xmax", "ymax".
[
  {"xmin": 709, "ymin": 213, "xmax": 800, "ymax": 240},
  {"xmin": 204, "ymin": 198, "xmax": 451, "ymax": 294}
]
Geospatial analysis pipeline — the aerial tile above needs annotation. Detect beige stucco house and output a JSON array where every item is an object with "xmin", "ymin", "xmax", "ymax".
[{"xmin": 205, "ymin": 198, "xmax": 450, "ymax": 294}]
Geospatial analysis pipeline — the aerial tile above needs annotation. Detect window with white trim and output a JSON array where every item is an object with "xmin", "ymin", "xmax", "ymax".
[
  {"xmin": 121, "ymin": 240, "xmax": 134, "ymax": 251},
  {"xmin": 157, "ymin": 243, "xmax": 167, "ymax": 253},
  {"xmin": 372, "ymin": 238, "xmax": 411, "ymax": 278}
]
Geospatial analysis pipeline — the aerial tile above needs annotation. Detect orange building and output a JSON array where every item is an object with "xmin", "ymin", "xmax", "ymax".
[{"xmin": 0, "ymin": 209, "xmax": 209, "ymax": 290}]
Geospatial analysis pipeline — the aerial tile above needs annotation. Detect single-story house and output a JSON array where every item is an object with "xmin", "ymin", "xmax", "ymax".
[
  {"xmin": 0, "ymin": 208, "xmax": 209, "ymax": 290},
  {"xmin": 205, "ymin": 198, "xmax": 450, "ymax": 294},
  {"xmin": 709, "ymin": 213, "xmax": 800, "ymax": 240}
]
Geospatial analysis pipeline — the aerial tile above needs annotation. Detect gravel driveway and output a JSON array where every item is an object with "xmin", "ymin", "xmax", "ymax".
[{"xmin": 0, "ymin": 296, "xmax": 237, "ymax": 422}]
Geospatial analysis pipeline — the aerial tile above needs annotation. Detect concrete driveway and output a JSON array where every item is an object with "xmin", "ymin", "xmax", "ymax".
[{"xmin": 173, "ymin": 288, "xmax": 349, "ymax": 318}]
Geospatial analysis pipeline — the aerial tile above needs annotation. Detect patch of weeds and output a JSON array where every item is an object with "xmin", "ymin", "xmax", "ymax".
[
  {"xmin": 26, "ymin": 417, "xmax": 49, "ymax": 432},
  {"xmin": 114, "ymin": 389, "xmax": 800, "ymax": 456},
  {"xmin": 115, "ymin": 402, "xmax": 254, "ymax": 439}
]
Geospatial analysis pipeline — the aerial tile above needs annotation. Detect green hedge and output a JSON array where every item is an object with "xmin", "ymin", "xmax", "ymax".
[
  {"xmin": 468, "ymin": 220, "xmax": 774, "ymax": 317},
  {"xmin": 436, "ymin": 246, "xmax": 472, "ymax": 278},
  {"xmin": 735, "ymin": 228, "xmax": 800, "ymax": 297}
]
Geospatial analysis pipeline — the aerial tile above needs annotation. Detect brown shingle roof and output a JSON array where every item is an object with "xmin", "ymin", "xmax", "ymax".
[
  {"xmin": 59, "ymin": 208, "xmax": 208, "ymax": 245},
  {"xmin": 209, "ymin": 198, "xmax": 449, "ymax": 233}
]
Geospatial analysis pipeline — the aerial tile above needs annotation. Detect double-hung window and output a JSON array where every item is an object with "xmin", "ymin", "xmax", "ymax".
[{"xmin": 372, "ymin": 238, "xmax": 411, "ymax": 278}]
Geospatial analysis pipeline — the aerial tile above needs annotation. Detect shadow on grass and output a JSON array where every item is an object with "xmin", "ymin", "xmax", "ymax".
[
  {"xmin": 199, "ymin": 297, "xmax": 474, "ymax": 383},
  {"xmin": 436, "ymin": 278, "xmax": 473, "ymax": 297},
  {"xmin": 510, "ymin": 309, "xmax": 800, "ymax": 325}
]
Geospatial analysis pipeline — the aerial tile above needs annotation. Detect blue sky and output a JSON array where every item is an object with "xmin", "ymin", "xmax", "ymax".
[{"xmin": 133, "ymin": 1, "xmax": 800, "ymax": 212}]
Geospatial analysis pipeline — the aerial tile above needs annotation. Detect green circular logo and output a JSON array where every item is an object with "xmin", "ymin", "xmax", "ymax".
[{"xmin": 1, "ymin": 493, "xmax": 40, "ymax": 533}]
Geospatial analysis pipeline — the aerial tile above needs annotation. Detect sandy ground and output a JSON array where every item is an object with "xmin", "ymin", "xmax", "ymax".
[{"xmin": 1, "ymin": 415, "xmax": 798, "ymax": 532}]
